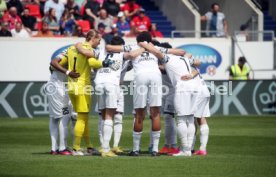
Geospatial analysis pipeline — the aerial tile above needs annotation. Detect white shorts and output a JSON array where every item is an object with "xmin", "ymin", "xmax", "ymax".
[
  {"xmin": 162, "ymin": 88, "xmax": 175, "ymax": 114},
  {"xmin": 47, "ymin": 82, "xmax": 72, "ymax": 119},
  {"xmin": 133, "ymin": 72, "xmax": 162, "ymax": 109},
  {"xmin": 174, "ymin": 80, "xmax": 199, "ymax": 116},
  {"xmin": 96, "ymin": 83, "xmax": 120, "ymax": 110},
  {"xmin": 116, "ymin": 87, "xmax": 124, "ymax": 113},
  {"xmin": 194, "ymin": 83, "xmax": 211, "ymax": 118}
]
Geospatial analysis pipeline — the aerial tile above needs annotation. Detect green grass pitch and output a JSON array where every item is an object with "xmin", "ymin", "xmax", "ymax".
[{"xmin": 0, "ymin": 116, "xmax": 276, "ymax": 177}]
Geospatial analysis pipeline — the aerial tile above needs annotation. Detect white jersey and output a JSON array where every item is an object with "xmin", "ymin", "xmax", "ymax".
[
  {"xmin": 164, "ymin": 54, "xmax": 192, "ymax": 86},
  {"xmin": 120, "ymin": 60, "xmax": 132, "ymax": 83},
  {"xmin": 49, "ymin": 70, "xmax": 67, "ymax": 83},
  {"xmin": 94, "ymin": 48, "xmax": 124, "ymax": 86},
  {"xmin": 162, "ymin": 74, "xmax": 173, "ymax": 89},
  {"xmin": 125, "ymin": 44, "xmax": 161, "ymax": 76}
]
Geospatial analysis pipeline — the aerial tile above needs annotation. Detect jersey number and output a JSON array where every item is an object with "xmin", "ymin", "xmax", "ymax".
[{"xmin": 62, "ymin": 107, "xmax": 69, "ymax": 115}]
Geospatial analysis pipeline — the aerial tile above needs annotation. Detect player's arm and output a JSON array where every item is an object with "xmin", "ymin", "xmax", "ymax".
[
  {"xmin": 181, "ymin": 68, "xmax": 199, "ymax": 80},
  {"xmin": 105, "ymin": 45, "xmax": 124, "ymax": 53},
  {"xmin": 123, "ymin": 48, "xmax": 145, "ymax": 60},
  {"xmin": 167, "ymin": 48, "xmax": 186, "ymax": 56},
  {"xmin": 88, "ymin": 57, "xmax": 103, "ymax": 69},
  {"xmin": 50, "ymin": 58, "xmax": 80, "ymax": 78},
  {"xmin": 185, "ymin": 53, "xmax": 201, "ymax": 68},
  {"xmin": 75, "ymin": 42, "xmax": 96, "ymax": 58},
  {"xmin": 139, "ymin": 42, "xmax": 164, "ymax": 60},
  {"xmin": 106, "ymin": 44, "xmax": 134, "ymax": 53}
]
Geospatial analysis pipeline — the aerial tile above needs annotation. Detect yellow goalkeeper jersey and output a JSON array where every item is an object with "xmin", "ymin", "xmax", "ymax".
[{"xmin": 60, "ymin": 42, "xmax": 102, "ymax": 95}]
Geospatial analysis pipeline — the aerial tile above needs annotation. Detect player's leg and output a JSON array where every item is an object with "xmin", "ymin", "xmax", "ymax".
[
  {"xmin": 194, "ymin": 117, "xmax": 209, "ymax": 155},
  {"xmin": 112, "ymin": 88, "xmax": 124, "ymax": 153},
  {"xmin": 193, "ymin": 88, "xmax": 210, "ymax": 155},
  {"xmin": 59, "ymin": 114, "xmax": 72, "ymax": 155},
  {"xmin": 130, "ymin": 108, "xmax": 145, "ymax": 156},
  {"xmin": 101, "ymin": 83, "xmax": 119, "ymax": 157},
  {"xmin": 129, "ymin": 77, "xmax": 147, "ymax": 156},
  {"xmin": 148, "ymin": 115, "xmax": 153, "ymax": 153},
  {"xmin": 148, "ymin": 74, "xmax": 162, "ymax": 156},
  {"xmin": 47, "ymin": 85, "xmax": 63, "ymax": 155},
  {"xmin": 173, "ymin": 90, "xmax": 195, "ymax": 156},
  {"xmin": 70, "ymin": 115, "xmax": 77, "ymax": 145},
  {"xmin": 70, "ymin": 94, "xmax": 91, "ymax": 156},
  {"xmin": 173, "ymin": 115, "xmax": 188, "ymax": 156},
  {"xmin": 160, "ymin": 91, "xmax": 177, "ymax": 154},
  {"xmin": 187, "ymin": 114, "xmax": 195, "ymax": 153},
  {"xmin": 49, "ymin": 117, "xmax": 59, "ymax": 154},
  {"xmin": 113, "ymin": 112, "xmax": 123, "ymax": 151},
  {"xmin": 191, "ymin": 120, "xmax": 198, "ymax": 153},
  {"xmin": 98, "ymin": 113, "xmax": 104, "ymax": 148},
  {"xmin": 68, "ymin": 100, "xmax": 77, "ymax": 145},
  {"xmin": 150, "ymin": 106, "xmax": 161, "ymax": 156}
]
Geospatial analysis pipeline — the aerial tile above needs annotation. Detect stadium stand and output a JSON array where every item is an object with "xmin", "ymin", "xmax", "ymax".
[
  {"xmin": 136, "ymin": 0, "xmax": 175, "ymax": 37},
  {"xmin": 76, "ymin": 19, "xmax": 90, "ymax": 33},
  {"xmin": 263, "ymin": 11, "xmax": 276, "ymax": 37}
]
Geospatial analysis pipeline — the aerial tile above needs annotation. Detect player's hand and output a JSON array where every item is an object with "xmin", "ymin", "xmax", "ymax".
[
  {"xmin": 68, "ymin": 71, "xmax": 80, "ymax": 78},
  {"xmin": 110, "ymin": 60, "xmax": 121, "ymax": 71},
  {"xmin": 181, "ymin": 74, "xmax": 193, "ymax": 80},
  {"xmin": 102, "ymin": 59, "xmax": 114, "ymax": 67},
  {"xmin": 161, "ymin": 55, "xmax": 169, "ymax": 64},
  {"xmin": 193, "ymin": 59, "xmax": 201, "ymax": 67}
]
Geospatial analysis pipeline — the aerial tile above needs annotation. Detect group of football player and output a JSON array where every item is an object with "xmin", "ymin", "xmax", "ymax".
[{"xmin": 46, "ymin": 30, "xmax": 210, "ymax": 157}]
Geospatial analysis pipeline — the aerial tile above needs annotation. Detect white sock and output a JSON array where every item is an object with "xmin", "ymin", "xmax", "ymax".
[
  {"xmin": 176, "ymin": 116, "xmax": 188, "ymax": 152},
  {"xmin": 113, "ymin": 113, "xmax": 123, "ymax": 147},
  {"xmin": 152, "ymin": 131, "xmax": 161, "ymax": 152},
  {"xmin": 187, "ymin": 115, "xmax": 195, "ymax": 152},
  {"xmin": 49, "ymin": 117, "xmax": 59, "ymax": 151},
  {"xmin": 199, "ymin": 124, "xmax": 209, "ymax": 151},
  {"xmin": 133, "ymin": 131, "xmax": 142, "ymax": 151},
  {"xmin": 70, "ymin": 117, "xmax": 76, "ymax": 145},
  {"xmin": 102, "ymin": 119, "xmax": 113, "ymax": 153},
  {"xmin": 59, "ymin": 115, "xmax": 70, "ymax": 151},
  {"xmin": 98, "ymin": 114, "xmax": 103, "ymax": 146}
]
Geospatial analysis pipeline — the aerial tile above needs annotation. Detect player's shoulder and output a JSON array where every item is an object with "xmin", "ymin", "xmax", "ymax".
[{"xmin": 123, "ymin": 44, "xmax": 139, "ymax": 52}]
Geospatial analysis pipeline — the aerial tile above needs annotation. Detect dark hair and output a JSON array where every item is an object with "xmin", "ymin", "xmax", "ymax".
[
  {"xmin": 159, "ymin": 42, "xmax": 172, "ymax": 49},
  {"xmin": 151, "ymin": 39, "xmax": 160, "ymax": 46},
  {"xmin": 211, "ymin": 3, "xmax": 219, "ymax": 9},
  {"xmin": 238, "ymin": 56, "xmax": 246, "ymax": 63},
  {"xmin": 136, "ymin": 31, "xmax": 152, "ymax": 43},
  {"xmin": 111, "ymin": 36, "xmax": 125, "ymax": 45},
  {"xmin": 48, "ymin": 8, "xmax": 57, "ymax": 22}
]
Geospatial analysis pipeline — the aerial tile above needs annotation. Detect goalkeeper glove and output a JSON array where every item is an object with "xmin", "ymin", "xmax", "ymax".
[{"xmin": 102, "ymin": 59, "xmax": 114, "ymax": 67}]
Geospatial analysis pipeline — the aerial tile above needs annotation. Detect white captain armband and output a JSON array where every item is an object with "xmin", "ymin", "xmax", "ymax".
[{"xmin": 159, "ymin": 47, "xmax": 168, "ymax": 54}]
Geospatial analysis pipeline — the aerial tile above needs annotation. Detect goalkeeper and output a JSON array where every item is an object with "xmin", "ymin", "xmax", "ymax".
[{"xmin": 50, "ymin": 30, "xmax": 118, "ymax": 156}]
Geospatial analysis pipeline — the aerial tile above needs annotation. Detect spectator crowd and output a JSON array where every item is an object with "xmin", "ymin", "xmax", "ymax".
[{"xmin": 0, "ymin": 0, "xmax": 164, "ymax": 41}]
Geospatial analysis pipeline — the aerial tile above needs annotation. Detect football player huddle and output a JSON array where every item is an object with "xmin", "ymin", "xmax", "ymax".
[{"xmin": 47, "ymin": 30, "xmax": 210, "ymax": 157}]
